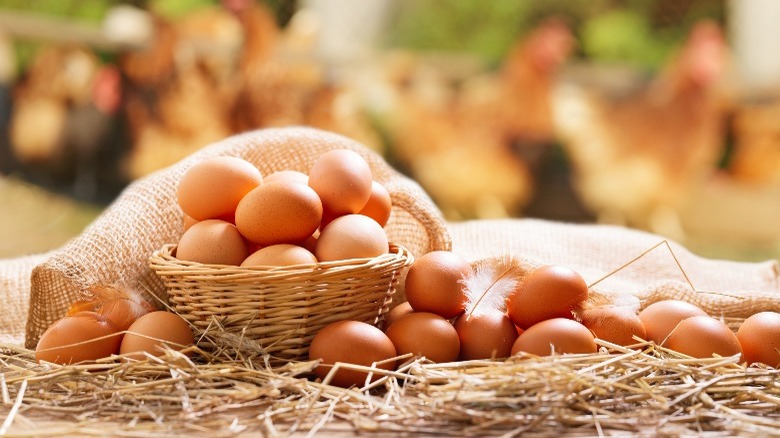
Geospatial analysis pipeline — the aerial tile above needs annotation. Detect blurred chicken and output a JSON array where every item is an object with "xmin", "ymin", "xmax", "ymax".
[
  {"xmin": 124, "ymin": 63, "xmax": 234, "ymax": 179},
  {"xmin": 385, "ymin": 18, "xmax": 574, "ymax": 219},
  {"xmin": 458, "ymin": 18, "xmax": 575, "ymax": 168},
  {"xmin": 9, "ymin": 46, "xmax": 123, "ymax": 202},
  {"xmin": 554, "ymin": 20, "xmax": 729, "ymax": 239},
  {"xmin": 728, "ymin": 97, "xmax": 780, "ymax": 186},
  {"xmin": 226, "ymin": 1, "xmax": 383, "ymax": 151},
  {"xmin": 121, "ymin": 8, "xmax": 240, "ymax": 178}
]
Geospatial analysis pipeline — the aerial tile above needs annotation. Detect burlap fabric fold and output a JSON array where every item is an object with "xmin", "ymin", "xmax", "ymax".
[
  {"xmin": 450, "ymin": 218, "xmax": 780, "ymax": 318},
  {"xmin": 23, "ymin": 127, "xmax": 451, "ymax": 349},
  {"xmin": 0, "ymin": 253, "xmax": 50, "ymax": 345}
]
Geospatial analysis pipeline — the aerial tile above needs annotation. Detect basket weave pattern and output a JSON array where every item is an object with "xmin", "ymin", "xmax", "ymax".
[{"xmin": 150, "ymin": 243, "xmax": 413, "ymax": 361}]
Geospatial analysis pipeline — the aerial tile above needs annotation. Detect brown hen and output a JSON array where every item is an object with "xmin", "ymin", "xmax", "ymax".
[{"xmin": 554, "ymin": 20, "xmax": 729, "ymax": 239}]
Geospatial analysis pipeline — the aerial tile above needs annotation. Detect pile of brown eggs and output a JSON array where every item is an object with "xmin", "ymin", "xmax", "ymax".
[
  {"xmin": 175, "ymin": 149, "xmax": 392, "ymax": 268},
  {"xmin": 36, "ymin": 286, "xmax": 195, "ymax": 365},
  {"xmin": 36, "ymin": 149, "xmax": 394, "ymax": 366},
  {"xmin": 309, "ymin": 251, "xmax": 780, "ymax": 388}
]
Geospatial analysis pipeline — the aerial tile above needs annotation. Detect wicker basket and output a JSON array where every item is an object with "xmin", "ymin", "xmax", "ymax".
[{"xmin": 149, "ymin": 243, "xmax": 413, "ymax": 362}]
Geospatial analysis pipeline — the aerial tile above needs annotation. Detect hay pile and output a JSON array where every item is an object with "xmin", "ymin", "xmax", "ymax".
[{"xmin": 2, "ymin": 321, "xmax": 778, "ymax": 437}]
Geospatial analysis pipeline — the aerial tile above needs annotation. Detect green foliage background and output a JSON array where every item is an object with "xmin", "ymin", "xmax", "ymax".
[{"xmin": 386, "ymin": 0, "xmax": 725, "ymax": 72}]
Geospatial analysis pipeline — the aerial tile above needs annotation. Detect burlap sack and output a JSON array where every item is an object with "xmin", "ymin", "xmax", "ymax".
[
  {"xmin": 450, "ymin": 218, "xmax": 780, "ymax": 318},
  {"xmin": 23, "ymin": 127, "xmax": 451, "ymax": 349},
  {"xmin": 0, "ymin": 253, "xmax": 49, "ymax": 345}
]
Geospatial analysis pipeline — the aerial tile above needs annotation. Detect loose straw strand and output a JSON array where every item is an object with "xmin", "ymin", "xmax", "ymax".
[{"xmin": 588, "ymin": 240, "xmax": 696, "ymax": 292}]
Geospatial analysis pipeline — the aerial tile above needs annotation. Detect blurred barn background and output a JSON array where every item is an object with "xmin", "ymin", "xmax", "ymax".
[{"xmin": 1, "ymin": 0, "xmax": 780, "ymax": 261}]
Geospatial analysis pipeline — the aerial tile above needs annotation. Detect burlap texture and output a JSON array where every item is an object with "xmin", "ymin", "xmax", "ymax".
[
  {"xmin": 0, "ymin": 252, "xmax": 49, "ymax": 345},
  {"xmin": 450, "ymin": 219, "xmax": 780, "ymax": 318},
  {"xmin": 22, "ymin": 127, "xmax": 451, "ymax": 349}
]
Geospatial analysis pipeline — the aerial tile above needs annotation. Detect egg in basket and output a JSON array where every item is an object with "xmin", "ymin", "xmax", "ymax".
[{"xmin": 149, "ymin": 149, "xmax": 413, "ymax": 362}]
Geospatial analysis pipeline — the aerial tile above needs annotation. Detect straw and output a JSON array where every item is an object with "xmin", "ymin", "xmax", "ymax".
[{"xmin": 2, "ymin": 332, "xmax": 778, "ymax": 436}]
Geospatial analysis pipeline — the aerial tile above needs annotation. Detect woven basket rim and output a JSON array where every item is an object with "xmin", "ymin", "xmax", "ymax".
[{"xmin": 149, "ymin": 243, "xmax": 413, "ymax": 276}]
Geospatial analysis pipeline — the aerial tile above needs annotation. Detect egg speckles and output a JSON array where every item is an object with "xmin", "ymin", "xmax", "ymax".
[
  {"xmin": 177, "ymin": 156, "xmax": 263, "ymax": 221},
  {"xmin": 506, "ymin": 265, "xmax": 589, "ymax": 330},
  {"xmin": 309, "ymin": 320, "xmax": 397, "ymax": 388},
  {"xmin": 176, "ymin": 219, "xmax": 248, "ymax": 266},
  {"xmin": 36, "ymin": 312, "xmax": 122, "ymax": 364},
  {"xmin": 664, "ymin": 316, "xmax": 742, "ymax": 359},
  {"xmin": 308, "ymin": 149, "xmax": 373, "ymax": 215},
  {"xmin": 120, "ymin": 311, "xmax": 195, "ymax": 360},
  {"xmin": 737, "ymin": 311, "xmax": 780, "ymax": 367},
  {"xmin": 235, "ymin": 181, "xmax": 323, "ymax": 246}
]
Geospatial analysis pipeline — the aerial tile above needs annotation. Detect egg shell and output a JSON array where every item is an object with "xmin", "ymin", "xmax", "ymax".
[
  {"xmin": 383, "ymin": 302, "xmax": 414, "ymax": 331},
  {"xmin": 385, "ymin": 312, "xmax": 460, "ymax": 363},
  {"xmin": 454, "ymin": 309, "xmax": 519, "ymax": 360},
  {"xmin": 506, "ymin": 265, "xmax": 589, "ymax": 329},
  {"xmin": 638, "ymin": 300, "xmax": 707, "ymax": 345},
  {"xmin": 36, "ymin": 312, "xmax": 123, "ymax": 364},
  {"xmin": 403, "ymin": 251, "xmax": 471, "ymax": 319},
  {"xmin": 358, "ymin": 181, "xmax": 392, "ymax": 227},
  {"xmin": 176, "ymin": 156, "xmax": 263, "ymax": 220},
  {"xmin": 315, "ymin": 214, "xmax": 388, "ymax": 261},
  {"xmin": 736, "ymin": 311, "xmax": 780, "ymax": 367},
  {"xmin": 176, "ymin": 219, "xmax": 249, "ymax": 265},
  {"xmin": 120, "ymin": 311, "xmax": 195, "ymax": 360},
  {"xmin": 308, "ymin": 149, "xmax": 373, "ymax": 215},
  {"xmin": 241, "ymin": 244, "xmax": 318, "ymax": 267},
  {"xmin": 511, "ymin": 318, "xmax": 597, "ymax": 356},
  {"xmin": 235, "ymin": 181, "xmax": 323, "ymax": 246},
  {"xmin": 664, "ymin": 315, "xmax": 743, "ymax": 359},
  {"xmin": 580, "ymin": 306, "xmax": 647, "ymax": 348},
  {"xmin": 264, "ymin": 170, "xmax": 309, "ymax": 184},
  {"xmin": 309, "ymin": 320, "xmax": 397, "ymax": 388}
]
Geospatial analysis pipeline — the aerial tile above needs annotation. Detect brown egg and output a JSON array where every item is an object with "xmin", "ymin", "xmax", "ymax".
[
  {"xmin": 36, "ymin": 312, "xmax": 123, "ymax": 364},
  {"xmin": 264, "ymin": 170, "xmax": 309, "ymax": 184},
  {"xmin": 385, "ymin": 312, "xmax": 460, "ymax": 363},
  {"xmin": 308, "ymin": 149, "xmax": 373, "ymax": 215},
  {"xmin": 309, "ymin": 320, "xmax": 397, "ymax": 388},
  {"xmin": 358, "ymin": 181, "xmax": 392, "ymax": 227},
  {"xmin": 664, "ymin": 316, "xmax": 743, "ymax": 359},
  {"xmin": 511, "ymin": 318, "xmax": 597, "ymax": 356},
  {"xmin": 315, "ymin": 214, "xmax": 388, "ymax": 261},
  {"xmin": 240, "ymin": 244, "xmax": 317, "ymax": 267},
  {"xmin": 506, "ymin": 265, "xmax": 589, "ymax": 330},
  {"xmin": 176, "ymin": 219, "xmax": 249, "ymax": 265},
  {"xmin": 120, "ymin": 311, "xmax": 194, "ymax": 360},
  {"xmin": 638, "ymin": 300, "xmax": 707, "ymax": 345},
  {"xmin": 235, "ymin": 181, "xmax": 323, "ymax": 246},
  {"xmin": 176, "ymin": 156, "xmax": 263, "ymax": 220},
  {"xmin": 404, "ymin": 251, "xmax": 471, "ymax": 319},
  {"xmin": 454, "ymin": 309, "xmax": 519, "ymax": 360},
  {"xmin": 737, "ymin": 312, "xmax": 780, "ymax": 367},
  {"xmin": 580, "ymin": 306, "xmax": 647, "ymax": 347},
  {"xmin": 383, "ymin": 302, "xmax": 414, "ymax": 331}
]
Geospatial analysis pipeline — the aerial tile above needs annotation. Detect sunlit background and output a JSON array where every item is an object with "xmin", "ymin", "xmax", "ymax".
[{"xmin": 1, "ymin": 0, "xmax": 779, "ymax": 261}]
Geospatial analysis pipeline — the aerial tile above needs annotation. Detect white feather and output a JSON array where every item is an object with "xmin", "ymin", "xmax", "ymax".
[{"xmin": 462, "ymin": 255, "xmax": 529, "ymax": 315}]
